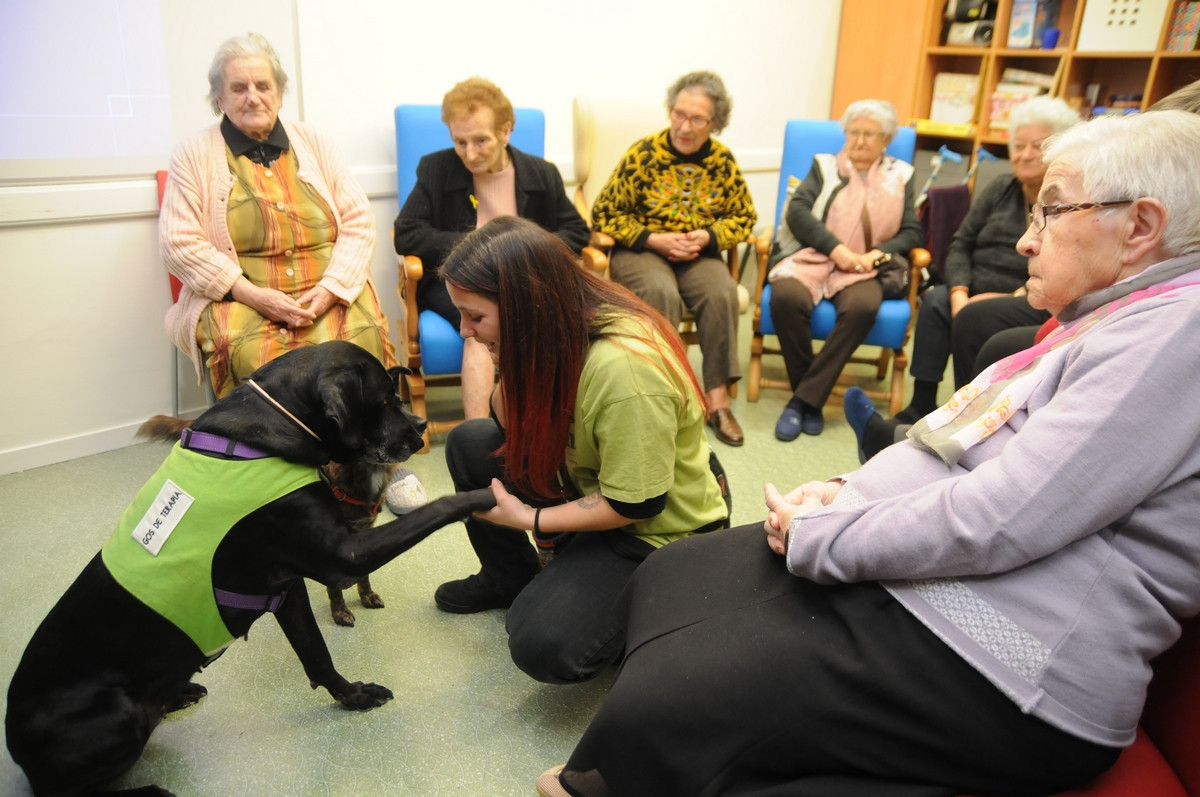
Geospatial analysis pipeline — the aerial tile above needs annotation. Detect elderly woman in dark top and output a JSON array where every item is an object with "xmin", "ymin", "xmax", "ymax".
[
  {"xmin": 894, "ymin": 96, "xmax": 1079, "ymax": 421},
  {"xmin": 161, "ymin": 33, "xmax": 393, "ymax": 398},
  {"xmin": 766, "ymin": 99, "xmax": 920, "ymax": 441},
  {"xmin": 393, "ymin": 77, "xmax": 589, "ymax": 420}
]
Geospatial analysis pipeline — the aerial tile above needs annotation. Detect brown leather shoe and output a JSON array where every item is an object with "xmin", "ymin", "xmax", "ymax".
[{"xmin": 707, "ymin": 407, "xmax": 744, "ymax": 447}]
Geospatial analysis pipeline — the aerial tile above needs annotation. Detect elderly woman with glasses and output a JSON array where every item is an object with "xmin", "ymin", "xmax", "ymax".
[
  {"xmin": 590, "ymin": 70, "xmax": 756, "ymax": 448},
  {"xmin": 764, "ymin": 99, "xmax": 921, "ymax": 442},
  {"xmin": 536, "ymin": 109, "xmax": 1200, "ymax": 797},
  {"xmin": 893, "ymin": 96, "xmax": 1080, "ymax": 422}
]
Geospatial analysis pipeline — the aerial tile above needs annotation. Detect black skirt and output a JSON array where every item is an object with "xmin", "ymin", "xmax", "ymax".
[{"xmin": 562, "ymin": 525, "xmax": 1118, "ymax": 797}]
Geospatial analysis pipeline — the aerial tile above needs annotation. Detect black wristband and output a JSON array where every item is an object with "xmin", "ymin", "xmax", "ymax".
[{"xmin": 533, "ymin": 507, "xmax": 542, "ymax": 535}]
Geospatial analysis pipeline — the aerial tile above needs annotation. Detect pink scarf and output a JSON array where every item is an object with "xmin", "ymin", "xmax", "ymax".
[
  {"xmin": 769, "ymin": 151, "xmax": 908, "ymax": 303},
  {"xmin": 909, "ymin": 257, "xmax": 1200, "ymax": 466}
]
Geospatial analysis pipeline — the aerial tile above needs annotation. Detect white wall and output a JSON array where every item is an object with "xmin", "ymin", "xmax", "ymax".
[{"xmin": 0, "ymin": 0, "xmax": 842, "ymax": 475}]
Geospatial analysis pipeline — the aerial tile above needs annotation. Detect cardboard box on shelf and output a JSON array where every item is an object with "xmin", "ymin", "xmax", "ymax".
[{"xmin": 1077, "ymin": 0, "xmax": 1172, "ymax": 51}]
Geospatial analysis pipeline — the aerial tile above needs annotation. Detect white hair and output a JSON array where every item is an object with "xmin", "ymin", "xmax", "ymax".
[
  {"xmin": 1042, "ymin": 110, "xmax": 1200, "ymax": 257},
  {"xmin": 1008, "ymin": 95, "xmax": 1080, "ymax": 139},
  {"xmin": 206, "ymin": 33, "xmax": 288, "ymax": 116},
  {"xmin": 840, "ymin": 99, "xmax": 898, "ymax": 140}
]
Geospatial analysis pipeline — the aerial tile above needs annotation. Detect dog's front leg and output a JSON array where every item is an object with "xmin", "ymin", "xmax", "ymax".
[
  {"xmin": 334, "ymin": 487, "xmax": 498, "ymax": 575},
  {"xmin": 273, "ymin": 579, "xmax": 393, "ymax": 711}
]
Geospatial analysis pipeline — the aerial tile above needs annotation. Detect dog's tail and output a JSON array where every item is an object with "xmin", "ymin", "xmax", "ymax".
[{"xmin": 136, "ymin": 414, "xmax": 193, "ymax": 443}]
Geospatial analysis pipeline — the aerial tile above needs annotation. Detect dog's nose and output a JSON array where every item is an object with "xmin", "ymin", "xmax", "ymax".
[{"xmin": 409, "ymin": 414, "xmax": 427, "ymax": 435}]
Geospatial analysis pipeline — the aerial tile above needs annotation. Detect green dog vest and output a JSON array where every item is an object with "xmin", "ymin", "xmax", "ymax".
[{"xmin": 101, "ymin": 443, "xmax": 321, "ymax": 656}]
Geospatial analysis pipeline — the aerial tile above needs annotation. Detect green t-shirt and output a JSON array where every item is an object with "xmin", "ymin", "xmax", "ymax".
[
  {"xmin": 568, "ymin": 313, "xmax": 727, "ymax": 548},
  {"xmin": 101, "ymin": 443, "xmax": 321, "ymax": 656}
]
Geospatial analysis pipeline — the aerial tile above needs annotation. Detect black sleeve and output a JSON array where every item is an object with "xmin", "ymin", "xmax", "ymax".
[{"xmin": 607, "ymin": 492, "xmax": 668, "ymax": 520}]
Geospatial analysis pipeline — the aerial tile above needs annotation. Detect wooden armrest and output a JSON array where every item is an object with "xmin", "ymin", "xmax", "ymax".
[
  {"xmin": 581, "ymin": 245, "xmax": 608, "ymax": 278},
  {"xmin": 395, "ymin": 253, "xmax": 425, "ymax": 350},
  {"xmin": 589, "ymin": 229, "xmax": 614, "ymax": 250},
  {"xmin": 908, "ymin": 247, "xmax": 931, "ymax": 272}
]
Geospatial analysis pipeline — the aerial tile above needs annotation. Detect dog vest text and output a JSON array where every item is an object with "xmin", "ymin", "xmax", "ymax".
[{"xmin": 102, "ymin": 443, "xmax": 321, "ymax": 655}]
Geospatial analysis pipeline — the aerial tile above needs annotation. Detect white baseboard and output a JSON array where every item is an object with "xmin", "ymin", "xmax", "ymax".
[{"xmin": 0, "ymin": 407, "xmax": 205, "ymax": 477}]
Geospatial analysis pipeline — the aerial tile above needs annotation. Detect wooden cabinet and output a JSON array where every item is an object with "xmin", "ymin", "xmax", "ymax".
[{"xmin": 909, "ymin": 0, "xmax": 1200, "ymax": 164}]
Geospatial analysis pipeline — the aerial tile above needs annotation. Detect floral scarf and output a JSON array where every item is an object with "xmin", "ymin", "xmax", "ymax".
[
  {"xmin": 909, "ymin": 255, "xmax": 1200, "ymax": 466},
  {"xmin": 769, "ymin": 151, "xmax": 908, "ymax": 303}
]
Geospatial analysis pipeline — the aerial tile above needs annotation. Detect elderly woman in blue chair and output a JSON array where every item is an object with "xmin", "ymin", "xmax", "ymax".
[
  {"xmin": 766, "ymin": 99, "xmax": 920, "ymax": 441},
  {"xmin": 393, "ymin": 77, "xmax": 589, "ymax": 420}
]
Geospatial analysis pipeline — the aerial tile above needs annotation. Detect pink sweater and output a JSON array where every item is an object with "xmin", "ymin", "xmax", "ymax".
[{"xmin": 159, "ymin": 121, "xmax": 376, "ymax": 381}]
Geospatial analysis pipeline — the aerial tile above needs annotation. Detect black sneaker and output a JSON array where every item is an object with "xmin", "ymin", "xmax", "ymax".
[{"xmin": 434, "ymin": 574, "xmax": 520, "ymax": 614}]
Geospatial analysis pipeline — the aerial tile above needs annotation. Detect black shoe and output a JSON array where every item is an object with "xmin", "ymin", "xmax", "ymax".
[{"xmin": 434, "ymin": 574, "xmax": 520, "ymax": 614}]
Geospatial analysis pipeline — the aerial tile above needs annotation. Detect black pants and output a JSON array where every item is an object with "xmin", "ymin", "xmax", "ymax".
[
  {"xmin": 444, "ymin": 419, "xmax": 653, "ymax": 683},
  {"xmin": 951, "ymin": 297, "xmax": 1049, "ymax": 387},
  {"xmin": 562, "ymin": 527, "xmax": 1119, "ymax": 797}
]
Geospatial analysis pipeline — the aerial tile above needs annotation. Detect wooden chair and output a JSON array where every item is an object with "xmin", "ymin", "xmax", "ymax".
[
  {"xmin": 748, "ymin": 121, "xmax": 930, "ymax": 416},
  {"xmin": 393, "ymin": 105, "xmax": 605, "ymax": 452},
  {"xmin": 571, "ymin": 95, "xmax": 752, "ymax": 390}
]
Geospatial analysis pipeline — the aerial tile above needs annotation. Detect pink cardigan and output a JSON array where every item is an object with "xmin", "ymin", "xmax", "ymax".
[{"xmin": 159, "ymin": 121, "xmax": 376, "ymax": 381}]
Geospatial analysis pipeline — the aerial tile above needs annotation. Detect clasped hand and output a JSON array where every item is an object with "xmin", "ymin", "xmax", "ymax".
[
  {"xmin": 234, "ymin": 280, "xmax": 335, "ymax": 328},
  {"xmin": 647, "ymin": 230, "xmax": 710, "ymax": 262},
  {"xmin": 763, "ymin": 480, "xmax": 843, "ymax": 555}
]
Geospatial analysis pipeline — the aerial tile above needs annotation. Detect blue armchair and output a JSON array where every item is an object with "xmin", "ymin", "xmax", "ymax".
[{"xmin": 748, "ymin": 120, "xmax": 929, "ymax": 415}]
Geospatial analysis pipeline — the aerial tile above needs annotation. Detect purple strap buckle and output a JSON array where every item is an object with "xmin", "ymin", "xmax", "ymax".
[
  {"xmin": 214, "ymin": 588, "xmax": 287, "ymax": 613},
  {"xmin": 180, "ymin": 428, "xmax": 270, "ymax": 460}
]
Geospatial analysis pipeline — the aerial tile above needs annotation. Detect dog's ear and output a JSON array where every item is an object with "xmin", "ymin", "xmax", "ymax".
[
  {"xmin": 386, "ymin": 365, "xmax": 413, "ymax": 395},
  {"xmin": 317, "ymin": 365, "xmax": 366, "ymax": 451}
]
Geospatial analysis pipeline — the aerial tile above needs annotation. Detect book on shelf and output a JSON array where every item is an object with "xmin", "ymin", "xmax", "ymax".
[
  {"xmin": 989, "ymin": 82, "xmax": 1047, "ymax": 135},
  {"xmin": 1007, "ymin": 0, "xmax": 1061, "ymax": 48},
  {"xmin": 1166, "ymin": 1, "xmax": 1200, "ymax": 52},
  {"xmin": 999, "ymin": 67, "xmax": 1056, "ymax": 91},
  {"xmin": 929, "ymin": 72, "xmax": 981, "ymax": 126}
]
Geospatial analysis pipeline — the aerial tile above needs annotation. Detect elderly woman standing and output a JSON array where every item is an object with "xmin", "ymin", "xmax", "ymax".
[
  {"xmin": 766, "ymin": 99, "xmax": 920, "ymax": 441},
  {"xmin": 393, "ymin": 77, "xmax": 589, "ymax": 419},
  {"xmin": 161, "ymin": 33, "xmax": 393, "ymax": 398},
  {"xmin": 591, "ymin": 71, "xmax": 756, "ymax": 447},
  {"xmin": 536, "ymin": 109, "xmax": 1200, "ymax": 797},
  {"xmin": 894, "ymin": 96, "xmax": 1079, "ymax": 421}
]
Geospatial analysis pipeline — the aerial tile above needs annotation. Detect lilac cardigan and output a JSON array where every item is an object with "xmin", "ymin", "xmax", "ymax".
[{"xmin": 159, "ymin": 121, "xmax": 375, "ymax": 381}]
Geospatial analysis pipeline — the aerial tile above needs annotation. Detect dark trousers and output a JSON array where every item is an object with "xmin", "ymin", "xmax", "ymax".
[
  {"xmin": 909, "ymin": 284, "xmax": 954, "ymax": 385},
  {"xmin": 769, "ymin": 277, "xmax": 882, "ymax": 409},
  {"xmin": 609, "ymin": 248, "xmax": 740, "ymax": 393},
  {"xmin": 444, "ymin": 418, "xmax": 653, "ymax": 683},
  {"xmin": 974, "ymin": 325, "xmax": 1041, "ymax": 377},
  {"xmin": 951, "ymin": 297, "xmax": 1049, "ymax": 387},
  {"xmin": 562, "ymin": 526, "xmax": 1119, "ymax": 797}
]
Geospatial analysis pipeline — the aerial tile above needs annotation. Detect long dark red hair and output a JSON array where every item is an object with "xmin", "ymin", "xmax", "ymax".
[{"xmin": 441, "ymin": 216, "xmax": 705, "ymax": 500}]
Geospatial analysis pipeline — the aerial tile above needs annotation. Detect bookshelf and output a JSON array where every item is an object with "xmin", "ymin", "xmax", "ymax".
[{"xmin": 908, "ymin": 0, "xmax": 1200, "ymax": 167}]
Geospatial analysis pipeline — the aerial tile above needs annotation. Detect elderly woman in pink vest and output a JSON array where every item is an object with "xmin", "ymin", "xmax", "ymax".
[{"xmin": 765, "ymin": 99, "xmax": 920, "ymax": 441}]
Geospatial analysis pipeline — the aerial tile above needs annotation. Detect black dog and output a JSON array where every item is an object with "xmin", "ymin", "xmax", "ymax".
[
  {"xmin": 138, "ymin": 416, "xmax": 400, "ymax": 628},
  {"xmin": 5, "ymin": 342, "xmax": 495, "ymax": 796}
]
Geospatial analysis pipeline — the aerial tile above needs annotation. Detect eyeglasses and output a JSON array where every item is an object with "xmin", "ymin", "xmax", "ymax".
[
  {"xmin": 1028, "ymin": 200, "xmax": 1134, "ymax": 233},
  {"xmin": 845, "ymin": 129, "xmax": 883, "ymax": 141},
  {"xmin": 669, "ymin": 108, "xmax": 712, "ymax": 129}
]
